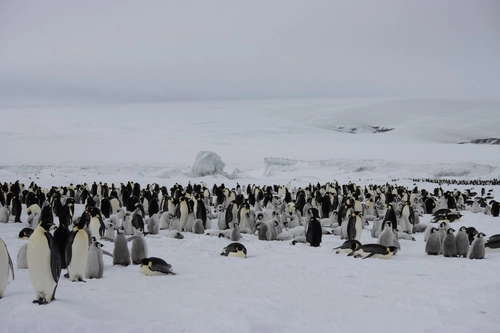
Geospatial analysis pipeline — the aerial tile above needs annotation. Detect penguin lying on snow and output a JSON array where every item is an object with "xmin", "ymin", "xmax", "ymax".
[
  {"xmin": 350, "ymin": 244, "xmax": 398, "ymax": 259},
  {"xmin": 221, "ymin": 242, "xmax": 247, "ymax": 258},
  {"xmin": 333, "ymin": 239, "xmax": 361, "ymax": 255},
  {"xmin": 140, "ymin": 257, "xmax": 175, "ymax": 276}
]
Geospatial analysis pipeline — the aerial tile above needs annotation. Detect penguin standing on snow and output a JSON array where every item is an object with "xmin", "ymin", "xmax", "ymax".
[
  {"xmin": 85, "ymin": 237, "xmax": 113, "ymax": 279},
  {"xmin": 455, "ymin": 226, "xmax": 470, "ymax": 257},
  {"xmin": 129, "ymin": 228, "xmax": 148, "ymax": 265},
  {"xmin": 425, "ymin": 227, "xmax": 441, "ymax": 255},
  {"xmin": 0, "ymin": 237, "xmax": 14, "ymax": 298},
  {"xmin": 65, "ymin": 217, "xmax": 90, "ymax": 282},
  {"xmin": 27, "ymin": 209, "xmax": 61, "ymax": 304},
  {"xmin": 347, "ymin": 212, "xmax": 363, "ymax": 241},
  {"xmin": 306, "ymin": 217, "xmax": 322, "ymax": 247},
  {"xmin": 468, "ymin": 232, "xmax": 486, "ymax": 260},
  {"xmin": 442, "ymin": 228, "xmax": 457, "ymax": 257},
  {"xmin": 113, "ymin": 227, "xmax": 131, "ymax": 266}
]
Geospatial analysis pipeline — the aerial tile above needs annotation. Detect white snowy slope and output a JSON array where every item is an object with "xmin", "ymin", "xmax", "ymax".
[{"xmin": 0, "ymin": 97, "xmax": 499, "ymax": 333}]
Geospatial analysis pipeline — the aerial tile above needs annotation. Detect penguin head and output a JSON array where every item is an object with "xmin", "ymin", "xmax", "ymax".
[
  {"xmin": 387, "ymin": 246, "xmax": 398, "ymax": 253},
  {"xmin": 18, "ymin": 227, "xmax": 34, "ymax": 239},
  {"xmin": 476, "ymin": 232, "xmax": 486, "ymax": 239},
  {"xmin": 447, "ymin": 228, "xmax": 455, "ymax": 234},
  {"xmin": 39, "ymin": 218, "xmax": 55, "ymax": 231},
  {"xmin": 140, "ymin": 258, "xmax": 150, "ymax": 266}
]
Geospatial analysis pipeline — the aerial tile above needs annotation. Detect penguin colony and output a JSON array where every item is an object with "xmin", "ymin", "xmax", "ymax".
[{"xmin": 0, "ymin": 179, "xmax": 498, "ymax": 303}]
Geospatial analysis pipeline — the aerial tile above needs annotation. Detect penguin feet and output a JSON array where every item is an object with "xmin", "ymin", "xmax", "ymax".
[
  {"xmin": 32, "ymin": 298, "xmax": 48, "ymax": 305},
  {"xmin": 64, "ymin": 272, "xmax": 69, "ymax": 279}
]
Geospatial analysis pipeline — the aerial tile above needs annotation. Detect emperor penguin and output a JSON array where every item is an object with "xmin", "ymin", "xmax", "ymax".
[
  {"xmin": 140, "ymin": 257, "xmax": 175, "ymax": 275},
  {"xmin": 347, "ymin": 212, "xmax": 363, "ymax": 241},
  {"xmin": 306, "ymin": 217, "xmax": 322, "ymax": 247},
  {"xmin": 27, "ymin": 216, "xmax": 61, "ymax": 304},
  {"xmin": 129, "ymin": 228, "xmax": 148, "ymax": 265},
  {"xmin": 230, "ymin": 222, "xmax": 241, "ymax": 241},
  {"xmin": 468, "ymin": 232, "xmax": 486, "ymax": 260},
  {"xmin": 220, "ymin": 242, "xmax": 247, "ymax": 258},
  {"xmin": 455, "ymin": 226, "xmax": 470, "ymax": 257},
  {"xmin": 85, "ymin": 238, "xmax": 113, "ymax": 279},
  {"xmin": 0, "ymin": 237, "xmax": 14, "ymax": 298},
  {"xmin": 351, "ymin": 244, "xmax": 397, "ymax": 259},
  {"xmin": 377, "ymin": 221, "xmax": 395, "ymax": 248},
  {"xmin": 66, "ymin": 217, "xmax": 90, "ymax": 282},
  {"xmin": 177, "ymin": 196, "xmax": 190, "ymax": 232},
  {"xmin": 400, "ymin": 201, "xmax": 415, "ymax": 234},
  {"xmin": 425, "ymin": 227, "xmax": 441, "ymax": 255},
  {"xmin": 333, "ymin": 239, "xmax": 362, "ymax": 255},
  {"xmin": 113, "ymin": 227, "xmax": 131, "ymax": 266},
  {"xmin": 442, "ymin": 228, "xmax": 457, "ymax": 257},
  {"xmin": 88, "ymin": 207, "xmax": 106, "ymax": 240}
]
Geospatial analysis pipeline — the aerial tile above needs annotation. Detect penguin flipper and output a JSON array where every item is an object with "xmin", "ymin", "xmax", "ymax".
[
  {"xmin": 152, "ymin": 263, "xmax": 175, "ymax": 275},
  {"xmin": 6, "ymin": 246, "xmax": 14, "ymax": 280},
  {"xmin": 65, "ymin": 231, "xmax": 76, "ymax": 268},
  {"xmin": 127, "ymin": 236, "xmax": 139, "ymax": 242},
  {"xmin": 362, "ymin": 252, "xmax": 377, "ymax": 259},
  {"xmin": 102, "ymin": 250, "xmax": 113, "ymax": 257},
  {"xmin": 46, "ymin": 232, "xmax": 61, "ymax": 283}
]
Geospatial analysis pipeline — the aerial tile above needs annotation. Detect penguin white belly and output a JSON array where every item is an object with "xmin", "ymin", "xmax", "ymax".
[
  {"xmin": 227, "ymin": 250, "xmax": 246, "ymax": 258},
  {"xmin": 68, "ymin": 231, "xmax": 89, "ymax": 281},
  {"xmin": 140, "ymin": 265, "xmax": 163, "ymax": 276},
  {"xmin": 17, "ymin": 243, "xmax": 28, "ymax": 269},
  {"xmin": 27, "ymin": 232, "xmax": 56, "ymax": 302},
  {"xmin": 179, "ymin": 204, "xmax": 189, "ymax": 231},
  {"xmin": 0, "ymin": 243, "xmax": 11, "ymax": 296},
  {"xmin": 89, "ymin": 217, "xmax": 102, "ymax": 240}
]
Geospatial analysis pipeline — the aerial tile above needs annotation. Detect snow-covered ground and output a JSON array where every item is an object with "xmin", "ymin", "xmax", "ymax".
[{"xmin": 0, "ymin": 97, "xmax": 499, "ymax": 333}]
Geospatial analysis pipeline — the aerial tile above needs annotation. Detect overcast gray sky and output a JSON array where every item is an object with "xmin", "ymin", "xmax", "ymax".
[{"xmin": 1, "ymin": 0, "xmax": 499, "ymax": 105}]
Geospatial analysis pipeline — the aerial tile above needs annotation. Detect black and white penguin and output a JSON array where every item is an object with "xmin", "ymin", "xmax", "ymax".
[
  {"xmin": 350, "ymin": 244, "xmax": 397, "ymax": 259},
  {"xmin": 382, "ymin": 204, "xmax": 398, "ymax": 231},
  {"xmin": 400, "ymin": 201, "xmax": 415, "ymax": 233},
  {"xmin": 220, "ymin": 242, "xmax": 247, "ymax": 258},
  {"xmin": 27, "ymin": 216, "xmax": 61, "ymax": 304},
  {"xmin": 65, "ymin": 217, "xmax": 90, "ymax": 282},
  {"xmin": 306, "ymin": 217, "xmax": 322, "ymax": 247},
  {"xmin": 333, "ymin": 239, "xmax": 362, "ymax": 255},
  {"xmin": 84, "ymin": 238, "xmax": 113, "ymax": 279},
  {"xmin": 0, "ymin": 237, "xmax": 14, "ymax": 298},
  {"xmin": 140, "ymin": 257, "xmax": 175, "ymax": 275},
  {"xmin": 347, "ymin": 212, "xmax": 362, "ymax": 241},
  {"xmin": 490, "ymin": 201, "xmax": 499, "ymax": 217},
  {"xmin": 485, "ymin": 234, "xmax": 500, "ymax": 253},
  {"xmin": 88, "ymin": 207, "xmax": 105, "ymax": 240},
  {"xmin": 468, "ymin": 232, "xmax": 486, "ymax": 259}
]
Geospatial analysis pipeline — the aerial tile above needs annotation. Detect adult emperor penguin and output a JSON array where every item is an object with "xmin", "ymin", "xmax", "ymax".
[
  {"xmin": 468, "ymin": 232, "xmax": 486, "ymax": 260},
  {"xmin": 140, "ymin": 257, "xmax": 175, "ymax": 275},
  {"xmin": 85, "ymin": 237, "xmax": 113, "ymax": 279},
  {"xmin": 347, "ymin": 212, "xmax": 363, "ymax": 241},
  {"xmin": 0, "ymin": 237, "xmax": 14, "ymax": 298},
  {"xmin": 350, "ymin": 244, "xmax": 397, "ymax": 259},
  {"xmin": 400, "ymin": 201, "xmax": 415, "ymax": 234},
  {"xmin": 455, "ymin": 226, "xmax": 470, "ymax": 257},
  {"xmin": 65, "ymin": 217, "xmax": 90, "ymax": 282},
  {"xmin": 220, "ymin": 242, "xmax": 247, "ymax": 258},
  {"xmin": 27, "ymin": 215, "xmax": 61, "ymax": 304},
  {"xmin": 177, "ymin": 196, "xmax": 190, "ymax": 232},
  {"xmin": 88, "ymin": 207, "xmax": 105, "ymax": 240},
  {"xmin": 442, "ymin": 228, "xmax": 457, "ymax": 257},
  {"xmin": 333, "ymin": 239, "xmax": 362, "ymax": 255},
  {"xmin": 306, "ymin": 216, "xmax": 322, "ymax": 247}
]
